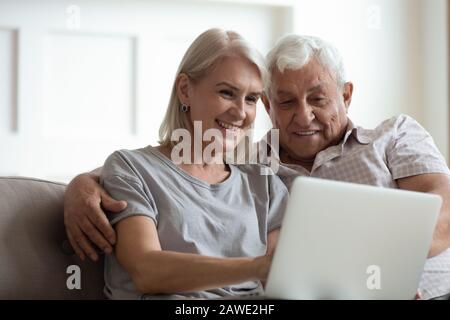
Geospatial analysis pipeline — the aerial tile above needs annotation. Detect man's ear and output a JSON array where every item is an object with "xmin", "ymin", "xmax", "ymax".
[
  {"xmin": 176, "ymin": 73, "xmax": 191, "ymax": 105},
  {"xmin": 262, "ymin": 94, "xmax": 271, "ymax": 116},
  {"xmin": 342, "ymin": 82, "xmax": 353, "ymax": 111}
]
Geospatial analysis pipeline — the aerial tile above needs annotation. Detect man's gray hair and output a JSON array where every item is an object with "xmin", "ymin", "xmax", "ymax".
[{"xmin": 265, "ymin": 34, "xmax": 347, "ymax": 94}]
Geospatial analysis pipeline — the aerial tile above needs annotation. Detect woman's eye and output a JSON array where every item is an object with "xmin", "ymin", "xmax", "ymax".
[{"xmin": 219, "ymin": 90, "xmax": 233, "ymax": 98}]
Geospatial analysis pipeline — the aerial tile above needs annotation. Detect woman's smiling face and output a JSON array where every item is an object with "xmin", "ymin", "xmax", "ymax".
[{"xmin": 179, "ymin": 55, "xmax": 263, "ymax": 154}]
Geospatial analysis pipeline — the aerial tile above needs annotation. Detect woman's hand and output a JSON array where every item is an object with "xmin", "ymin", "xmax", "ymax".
[
  {"xmin": 253, "ymin": 252, "xmax": 274, "ymax": 283},
  {"xmin": 259, "ymin": 228, "xmax": 280, "ymax": 287},
  {"xmin": 415, "ymin": 291, "xmax": 422, "ymax": 300},
  {"xmin": 63, "ymin": 172, "xmax": 127, "ymax": 261}
]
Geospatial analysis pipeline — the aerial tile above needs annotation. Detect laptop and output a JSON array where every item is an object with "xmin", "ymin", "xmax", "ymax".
[{"xmin": 264, "ymin": 177, "xmax": 442, "ymax": 300}]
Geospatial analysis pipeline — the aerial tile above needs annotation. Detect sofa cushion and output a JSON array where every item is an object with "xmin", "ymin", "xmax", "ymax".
[{"xmin": 0, "ymin": 177, "xmax": 104, "ymax": 299}]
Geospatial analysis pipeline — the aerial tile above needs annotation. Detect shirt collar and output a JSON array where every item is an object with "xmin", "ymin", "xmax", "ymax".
[{"xmin": 346, "ymin": 119, "xmax": 373, "ymax": 145}]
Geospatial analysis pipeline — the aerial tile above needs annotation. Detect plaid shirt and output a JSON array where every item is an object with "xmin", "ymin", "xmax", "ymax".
[{"xmin": 258, "ymin": 114, "xmax": 450, "ymax": 299}]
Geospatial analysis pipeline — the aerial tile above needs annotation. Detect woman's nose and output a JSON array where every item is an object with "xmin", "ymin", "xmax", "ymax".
[{"xmin": 229, "ymin": 99, "xmax": 246, "ymax": 119}]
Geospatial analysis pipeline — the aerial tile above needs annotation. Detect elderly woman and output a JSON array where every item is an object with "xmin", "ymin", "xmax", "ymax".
[{"xmin": 90, "ymin": 28, "xmax": 288, "ymax": 299}]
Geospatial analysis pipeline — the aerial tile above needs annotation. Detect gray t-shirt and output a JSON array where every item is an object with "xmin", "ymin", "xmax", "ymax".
[{"xmin": 100, "ymin": 146, "xmax": 288, "ymax": 300}]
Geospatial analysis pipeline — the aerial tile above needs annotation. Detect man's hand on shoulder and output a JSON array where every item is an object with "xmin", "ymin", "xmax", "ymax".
[{"xmin": 63, "ymin": 172, "xmax": 127, "ymax": 261}]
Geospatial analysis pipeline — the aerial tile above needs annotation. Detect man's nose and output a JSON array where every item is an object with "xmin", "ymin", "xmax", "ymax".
[{"xmin": 294, "ymin": 103, "xmax": 315, "ymax": 127}]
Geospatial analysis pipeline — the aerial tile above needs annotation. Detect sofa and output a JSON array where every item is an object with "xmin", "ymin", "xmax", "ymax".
[{"xmin": 0, "ymin": 176, "xmax": 104, "ymax": 299}]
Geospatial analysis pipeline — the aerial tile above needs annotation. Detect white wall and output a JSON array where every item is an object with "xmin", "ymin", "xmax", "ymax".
[
  {"xmin": 422, "ymin": 0, "xmax": 449, "ymax": 162},
  {"xmin": 0, "ymin": 0, "xmax": 291, "ymax": 182},
  {"xmin": 0, "ymin": 0, "xmax": 448, "ymax": 182},
  {"xmin": 292, "ymin": 0, "xmax": 449, "ymax": 161}
]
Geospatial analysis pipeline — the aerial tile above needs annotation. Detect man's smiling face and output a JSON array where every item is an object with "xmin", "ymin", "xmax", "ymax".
[{"xmin": 264, "ymin": 58, "xmax": 353, "ymax": 163}]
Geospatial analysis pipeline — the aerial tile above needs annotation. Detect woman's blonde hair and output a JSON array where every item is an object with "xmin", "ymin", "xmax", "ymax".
[{"xmin": 158, "ymin": 28, "xmax": 267, "ymax": 146}]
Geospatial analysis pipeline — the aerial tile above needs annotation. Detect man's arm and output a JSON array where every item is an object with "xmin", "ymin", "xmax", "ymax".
[
  {"xmin": 115, "ymin": 216, "xmax": 272, "ymax": 294},
  {"xmin": 397, "ymin": 173, "xmax": 450, "ymax": 257},
  {"xmin": 64, "ymin": 169, "xmax": 127, "ymax": 261}
]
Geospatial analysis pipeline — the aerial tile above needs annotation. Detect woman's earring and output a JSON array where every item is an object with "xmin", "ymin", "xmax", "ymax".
[{"xmin": 181, "ymin": 104, "xmax": 190, "ymax": 113}]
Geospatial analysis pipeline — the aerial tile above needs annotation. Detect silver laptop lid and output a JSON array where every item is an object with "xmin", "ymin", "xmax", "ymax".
[{"xmin": 265, "ymin": 177, "xmax": 441, "ymax": 300}]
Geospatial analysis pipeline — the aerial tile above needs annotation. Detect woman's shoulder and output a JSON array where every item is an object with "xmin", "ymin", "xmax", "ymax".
[
  {"xmin": 104, "ymin": 145, "xmax": 148, "ymax": 165},
  {"xmin": 102, "ymin": 146, "xmax": 162, "ymax": 180}
]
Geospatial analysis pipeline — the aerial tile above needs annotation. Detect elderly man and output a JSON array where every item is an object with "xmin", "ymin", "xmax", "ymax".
[{"xmin": 64, "ymin": 35, "xmax": 450, "ymax": 300}]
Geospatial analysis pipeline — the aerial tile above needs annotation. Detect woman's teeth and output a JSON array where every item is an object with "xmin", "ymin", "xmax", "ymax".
[{"xmin": 216, "ymin": 120, "xmax": 240, "ymax": 131}]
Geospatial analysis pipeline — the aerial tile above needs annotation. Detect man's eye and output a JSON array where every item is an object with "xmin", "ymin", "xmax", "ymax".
[
  {"xmin": 311, "ymin": 97, "xmax": 326, "ymax": 103},
  {"xmin": 280, "ymin": 100, "xmax": 294, "ymax": 106},
  {"xmin": 246, "ymin": 95, "xmax": 258, "ymax": 104},
  {"xmin": 219, "ymin": 90, "xmax": 233, "ymax": 97}
]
